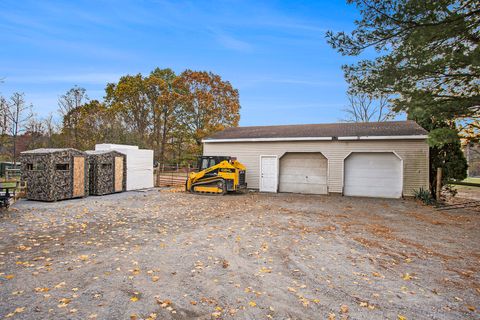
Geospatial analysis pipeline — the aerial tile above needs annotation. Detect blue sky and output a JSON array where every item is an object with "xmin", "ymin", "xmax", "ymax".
[{"xmin": 0, "ymin": 0, "xmax": 371, "ymax": 126}]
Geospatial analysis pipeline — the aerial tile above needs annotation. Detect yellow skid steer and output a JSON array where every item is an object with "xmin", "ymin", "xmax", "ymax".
[{"xmin": 186, "ymin": 156, "xmax": 247, "ymax": 195}]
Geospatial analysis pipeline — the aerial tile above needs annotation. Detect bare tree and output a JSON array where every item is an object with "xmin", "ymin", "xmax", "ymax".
[
  {"xmin": 6, "ymin": 93, "xmax": 33, "ymax": 163},
  {"xmin": 58, "ymin": 86, "xmax": 89, "ymax": 147},
  {"xmin": 343, "ymin": 93, "xmax": 394, "ymax": 123},
  {"xmin": 43, "ymin": 113, "xmax": 58, "ymax": 147},
  {"xmin": 25, "ymin": 115, "xmax": 46, "ymax": 149},
  {"xmin": 0, "ymin": 96, "xmax": 8, "ymax": 135}
]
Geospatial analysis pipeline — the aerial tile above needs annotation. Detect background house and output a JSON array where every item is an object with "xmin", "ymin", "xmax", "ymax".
[
  {"xmin": 203, "ymin": 121, "xmax": 429, "ymax": 198},
  {"xmin": 464, "ymin": 142, "xmax": 480, "ymax": 177}
]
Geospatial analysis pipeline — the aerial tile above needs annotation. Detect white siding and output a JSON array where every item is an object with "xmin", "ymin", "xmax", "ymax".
[{"xmin": 203, "ymin": 139, "xmax": 429, "ymax": 197}]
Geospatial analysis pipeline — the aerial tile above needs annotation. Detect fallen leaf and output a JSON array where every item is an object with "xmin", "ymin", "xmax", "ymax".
[
  {"xmin": 260, "ymin": 266, "xmax": 272, "ymax": 273},
  {"xmin": 5, "ymin": 274, "xmax": 15, "ymax": 280},
  {"xmin": 398, "ymin": 315, "xmax": 407, "ymax": 320},
  {"xmin": 146, "ymin": 313, "xmax": 157, "ymax": 320},
  {"xmin": 340, "ymin": 305, "xmax": 349, "ymax": 313},
  {"xmin": 130, "ymin": 296, "xmax": 139, "ymax": 302},
  {"xmin": 402, "ymin": 273, "xmax": 412, "ymax": 280},
  {"xmin": 14, "ymin": 307, "xmax": 25, "ymax": 313},
  {"xmin": 249, "ymin": 301, "xmax": 257, "ymax": 307}
]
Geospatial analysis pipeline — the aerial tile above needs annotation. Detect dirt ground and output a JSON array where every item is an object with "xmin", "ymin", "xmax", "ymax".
[
  {"xmin": 454, "ymin": 185, "xmax": 480, "ymax": 201},
  {"xmin": 0, "ymin": 190, "xmax": 479, "ymax": 320}
]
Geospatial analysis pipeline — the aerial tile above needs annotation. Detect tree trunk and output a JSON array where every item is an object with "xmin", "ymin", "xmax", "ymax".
[{"xmin": 436, "ymin": 167, "xmax": 442, "ymax": 201}]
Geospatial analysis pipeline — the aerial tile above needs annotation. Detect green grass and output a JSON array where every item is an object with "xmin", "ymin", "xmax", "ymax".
[{"xmin": 464, "ymin": 177, "xmax": 480, "ymax": 183}]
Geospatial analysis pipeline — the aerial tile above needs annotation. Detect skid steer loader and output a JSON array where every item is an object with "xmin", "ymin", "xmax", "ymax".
[{"xmin": 186, "ymin": 156, "xmax": 247, "ymax": 195}]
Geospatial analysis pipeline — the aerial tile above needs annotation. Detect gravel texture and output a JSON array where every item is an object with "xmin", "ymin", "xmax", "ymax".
[{"xmin": 0, "ymin": 189, "xmax": 479, "ymax": 320}]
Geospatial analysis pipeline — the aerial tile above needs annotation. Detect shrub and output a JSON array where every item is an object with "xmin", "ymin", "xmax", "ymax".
[{"xmin": 414, "ymin": 187, "xmax": 435, "ymax": 205}]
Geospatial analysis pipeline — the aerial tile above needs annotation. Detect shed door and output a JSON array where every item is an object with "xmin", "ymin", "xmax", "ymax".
[
  {"xmin": 73, "ymin": 157, "xmax": 85, "ymax": 197},
  {"xmin": 344, "ymin": 152, "xmax": 402, "ymax": 198},
  {"xmin": 260, "ymin": 155, "xmax": 278, "ymax": 192},
  {"xmin": 114, "ymin": 157, "xmax": 123, "ymax": 192},
  {"xmin": 279, "ymin": 153, "xmax": 328, "ymax": 194}
]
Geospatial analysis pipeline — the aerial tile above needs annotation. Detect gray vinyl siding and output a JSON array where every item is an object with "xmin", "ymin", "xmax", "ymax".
[{"xmin": 203, "ymin": 139, "xmax": 429, "ymax": 197}]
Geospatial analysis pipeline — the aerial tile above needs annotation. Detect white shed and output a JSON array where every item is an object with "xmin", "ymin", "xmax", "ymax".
[{"xmin": 95, "ymin": 144, "xmax": 154, "ymax": 191}]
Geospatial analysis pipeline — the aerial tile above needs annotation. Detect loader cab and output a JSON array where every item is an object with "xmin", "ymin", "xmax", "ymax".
[{"xmin": 198, "ymin": 156, "xmax": 232, "ymax": 171}]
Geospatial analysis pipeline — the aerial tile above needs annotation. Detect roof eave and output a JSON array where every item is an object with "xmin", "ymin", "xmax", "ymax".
[
  {"xmin": 203, "ymin": 135, "xmax": 428, "ymax": 143},
  {"xmin": 203, "ymin": 137, "xmax": 333, "ymax": 143}
]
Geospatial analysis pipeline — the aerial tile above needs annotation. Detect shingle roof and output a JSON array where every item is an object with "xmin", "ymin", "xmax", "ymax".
[{"xmin": 205, "ymin": 121, "xmax": 427, "ymax": 141}]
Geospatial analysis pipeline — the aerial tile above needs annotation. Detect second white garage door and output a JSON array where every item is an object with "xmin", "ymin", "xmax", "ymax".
[
  {"xmin": 344, "ymin": 152, "xmax": 402, "ymax": 198},
  {"xmin": 279, "ymin": 153, "xmax": 328, "ymax": 194}
]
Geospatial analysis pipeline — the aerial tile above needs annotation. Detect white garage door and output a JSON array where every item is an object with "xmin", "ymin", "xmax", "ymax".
[
  {"xmin": 279, "ymin": 153, "xmax": 328, "ymax": 194},
  {"xmin": 344, "ymin": 152, "xmax": 402, "ymax": 198}
]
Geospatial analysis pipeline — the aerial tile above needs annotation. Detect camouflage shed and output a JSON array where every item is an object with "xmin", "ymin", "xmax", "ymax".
[
  {"xmin": 86, "ymin": 150, "xmax": 127, "ymax": 195},
  {"xmin": 20, "ymin": 148, "xmax": 89, "ymax": 201}
]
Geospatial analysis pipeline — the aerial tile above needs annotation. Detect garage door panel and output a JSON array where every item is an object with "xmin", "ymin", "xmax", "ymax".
[
  {"xmin": 344, "ymin": 152, "xmax": 402, "ymax": 198},
  {"xmin": 281, "ymin": 159, "xmax": 327, "ymax": 167},
  {"xmin": 281, "ymin": 183, "xmax": 328, "ymax": 194},
  {"xmin": 347, "ymin": 186, "xmax": 399, "ymax": 198},
  {"xmin": 279, "ymin": 153, "xmax": 328, "ymax": 195},
  {"xmin": 281, "ymin": 174, "xmax": 327, "ymax": 184}
]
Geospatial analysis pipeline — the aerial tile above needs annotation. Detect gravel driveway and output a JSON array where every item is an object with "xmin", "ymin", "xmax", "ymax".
[{"xmin": 0, "ymin": 189, "xmax": 478, "ymax": 320}]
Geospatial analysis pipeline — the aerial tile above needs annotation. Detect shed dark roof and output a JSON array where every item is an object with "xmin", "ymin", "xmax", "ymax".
[
  {"xmin": 205, "ymin": 121, "xmax": 427, "ymax": 140},
  {"xmin": 21, "ymin": 148, "xmax": 83, "ymax": 154}
]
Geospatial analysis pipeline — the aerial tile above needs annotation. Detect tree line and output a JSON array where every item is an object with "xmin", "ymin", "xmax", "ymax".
[{"xmin": 0, "ymin": 68, "xmax": 240, "ymax": 166}]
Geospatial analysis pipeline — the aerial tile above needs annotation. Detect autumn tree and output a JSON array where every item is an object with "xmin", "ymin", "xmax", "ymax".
[
  {"xmin": 327, "ymin": 0, "xmax": 477, "ymax": 197},
  {"xmin": 105, "ymin": 75, "xmax": 150, "ymax": 147},
  {"xmin": 145, "ymin": 68, "xmax": 184, "ymax": 167},
  {"xmin": 61, "ymin": 100, "xmax": 111, "ymax": 150},
  {"xmin": 178, "ymin": 70, "xmax": 240, "ymax": 152},
  {"xmin": 58, "ymin": 86, "xmax": 89, "ymax": 148}
]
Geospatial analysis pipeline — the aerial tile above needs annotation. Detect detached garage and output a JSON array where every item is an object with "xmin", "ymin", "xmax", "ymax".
[{"xmin": 203, "ymin": 121, "xmax": 429, "ymax": 198}]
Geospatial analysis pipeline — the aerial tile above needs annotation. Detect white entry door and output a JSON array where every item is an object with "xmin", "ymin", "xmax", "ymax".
[
  {"xmin": 344, "ymin": 152, "xmax": 402, "ymax": 198},
  {"xmin": 260, "ymin": 155, "xmax": 278, "ymax": 192}
]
